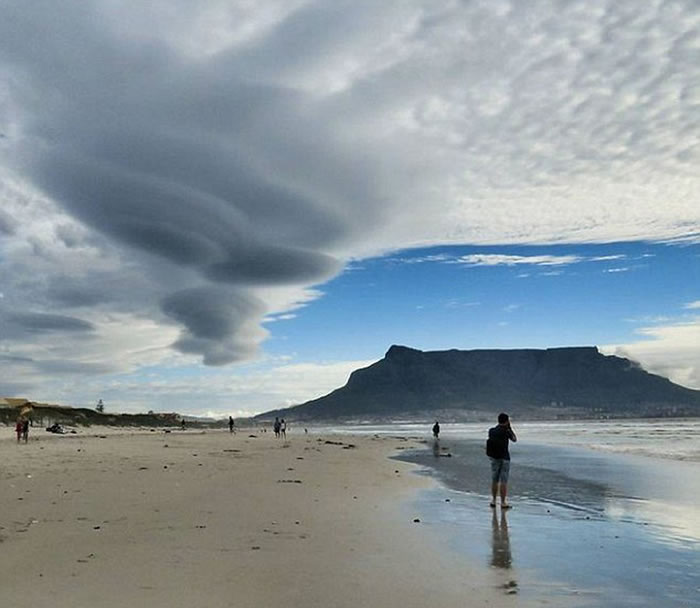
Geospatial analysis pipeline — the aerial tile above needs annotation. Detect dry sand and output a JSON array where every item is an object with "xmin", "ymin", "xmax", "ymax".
[{"xmin": 1, "ymin": 427, "xmax": 537, "ymax": 607}]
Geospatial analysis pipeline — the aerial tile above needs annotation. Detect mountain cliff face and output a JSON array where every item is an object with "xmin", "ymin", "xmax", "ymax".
[{"xmin": 260, "ymin": 345, "xmax": 700, "ymax": 421}]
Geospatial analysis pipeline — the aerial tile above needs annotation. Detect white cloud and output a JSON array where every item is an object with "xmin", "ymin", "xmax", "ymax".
[
  {"xmin": 264, "ymin": 313, "xmax": 298, "ymax": 322},
  {"xmin": 23, "ymin": 357, "xmax": 378, "ymax": 418},
  {"xmin": 394, "ymin": 252, "xmax": 634, "ymax": 268},
  {"xmin": 602, "ymin": 317, "xmax": 700, "ymax": 390},
  {"xmin": 390, "ymin": 254, "xmax": 453, "ymax": 264},
  {"xmin": 604, "ymin": 267, "xmax": 630, "ymax": 273},
  {"xmin": 455, "ymin": 254, "xmax": 582, "ymax": 267},
  {"xmin": 591, "ymin": 255, "xmax": 626, "ymax": 262},
  {"xmin": 444, "ymin": 298, "xmax": 480, "ymax": 309},
  {"xmin": 684, "ymin": 301, "xmax": 700, "ymax": 310},
  {"xmin": 624, "ymin": 315, "xmax": 673, "ymax": 324}
]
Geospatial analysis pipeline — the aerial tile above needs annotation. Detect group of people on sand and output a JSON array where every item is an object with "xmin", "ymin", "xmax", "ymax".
[
  {"xmin": 432, "ymin": 412, "xmax": 517, "ymax": 510},
  {"xmin": 273, "ymin": 417, "xmax": 287, "ymax": 439}
]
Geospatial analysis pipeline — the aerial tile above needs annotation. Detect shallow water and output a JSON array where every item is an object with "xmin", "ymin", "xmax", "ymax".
[
  {"xmin": 327, "ymin": 418, "xmax": 700, "ymax": 462},
  {"xmin": 396, "ymin": 435, "xmax": 700, "ymax": 607},
  {"xmin": 406, "ymin": 484, "xmax": 699, "ymax": 607},
  {"xmin": 322, "ymin": 420, "xmax": 700, "ymax": 607}
]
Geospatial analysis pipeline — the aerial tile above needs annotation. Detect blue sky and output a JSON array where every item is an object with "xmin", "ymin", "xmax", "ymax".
[
  {"xmin": 1, "ymin": 1, "xmax": 699, "ymax": 416},
  {"xmin": 266, "ymin": 243, "xmax": 681, "ymax": 358},
  {"xmin": 265, "ymin": 242, "xmax": 697, "ymax": 357}
]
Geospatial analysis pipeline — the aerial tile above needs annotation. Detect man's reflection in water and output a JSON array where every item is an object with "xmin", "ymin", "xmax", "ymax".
[
  {"xmin": 432, "ymin": 439, "xmax": 441, "ymax": 457},
  {"xmin": 491, "ymin": 510, "xmax": 512, "ymax": 569}
]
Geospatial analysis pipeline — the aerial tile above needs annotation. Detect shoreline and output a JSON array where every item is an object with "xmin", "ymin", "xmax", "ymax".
[
  {"xmin": 0, "ymin": 429, "xmax": 551, "ymax": 607},
  {"xmin": 397, "ymin": 434, "xmax": 700, "ymax": 608}
]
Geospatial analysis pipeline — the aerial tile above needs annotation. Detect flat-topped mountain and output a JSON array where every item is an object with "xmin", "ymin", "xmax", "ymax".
[{"xmin": 259, "ymin": 345, "xmax": 700, "ymax": 421}]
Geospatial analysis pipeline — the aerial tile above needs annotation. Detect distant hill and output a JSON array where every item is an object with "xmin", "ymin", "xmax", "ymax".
[
  {"xmin": 258, "ymin": 345, "xmax": 700, "ymax": 422},
  {"xmin": 0, "ymin": 398, "xmax": 184, "ymax": 428}
]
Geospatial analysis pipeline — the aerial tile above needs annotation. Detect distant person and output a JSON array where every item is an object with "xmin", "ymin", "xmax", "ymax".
[
  {"xmin": 486, "ymin": 413, "xmax": 517, "ymax": 509},
  {"xmin": 273, "ymin": 417, "xmax": 281, "ymax": 438},
  {"xmin": 22, "ymin": 418, "xmax": 30, "ymax": 443},
  {"xmin": 432, "ymin": 421, "xmax": 440, "ymax": 439},
  {"xmin": 16, "ymin": 418, "xmax": 23, "ymax": 443},
  {"xmin": 181, "ymin": 419, "xmax": 186, "ymax": 431},
  {"xmin": 280, "ymin": 419, "xmax": 287, "ymax": 439},
  {"xmin": 228, "ymin": 416, "xmax": 235, "ymax": 434}
]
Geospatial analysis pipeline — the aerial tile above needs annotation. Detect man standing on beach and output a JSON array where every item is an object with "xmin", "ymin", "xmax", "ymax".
[{"xmin": 486, "ymin": 413, "xmax": 517, "ymax": 509}]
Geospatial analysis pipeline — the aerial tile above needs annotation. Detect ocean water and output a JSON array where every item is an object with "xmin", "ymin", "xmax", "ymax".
[
  {"xmin": 324, "ymin": 419, "xmax": 700, "ymax": 607},
  {"xmin": 328, "ymin": 418, "xmax": 700, "ymax": 462}
]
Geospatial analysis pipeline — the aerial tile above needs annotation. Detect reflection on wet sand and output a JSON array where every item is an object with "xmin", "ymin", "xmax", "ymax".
[
  {"xmin": 491, "ymin": 510, "xmax": 512, "ymax": 569},
  {"xmin": 398, "ymin": 435, "xmax": 700, "ymax": 607}
]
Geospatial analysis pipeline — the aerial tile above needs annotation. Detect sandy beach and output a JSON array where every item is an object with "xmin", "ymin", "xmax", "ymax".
[{"xmin": 0, "ymin": 427, "xmax": 539, "ymax": 608}]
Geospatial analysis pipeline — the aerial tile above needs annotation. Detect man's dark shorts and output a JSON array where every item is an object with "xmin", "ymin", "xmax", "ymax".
[{"xmin": 489, "ymin": 457, "xmax": 510, "ymax": 483}]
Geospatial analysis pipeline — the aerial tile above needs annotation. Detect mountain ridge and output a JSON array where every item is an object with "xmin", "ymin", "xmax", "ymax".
[{"xmin": 258, "ymin": 345, "xmax": 700, "ymax": 422}]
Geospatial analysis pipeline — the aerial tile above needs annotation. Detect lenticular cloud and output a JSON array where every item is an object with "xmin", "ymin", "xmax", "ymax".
[{"xmin": 1, "ymin": 0, "xmax": 699, "ymax": 365}]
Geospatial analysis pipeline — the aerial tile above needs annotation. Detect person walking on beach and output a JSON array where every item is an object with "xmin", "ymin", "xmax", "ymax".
[
  {"xmin": 273, "ymin": 417, "xmax": 281, "ymax": 438},
  {"xmin": 22, "ymin": 418, "xmax": 30, "ymax": 443},
  {"xmin": 486, "ymin": 413, "xmax": 517, "ymax": 509},
  {"xmin": 432, "ymin": 420, "xmax": 440, "ymax": 439},
  {"xmin": 16, "ymin": 418, "xmax": 23, "ymax": 443},
  {"xmin": 280, "ymin": 419, "xmax": 287, "ymax": 439},
  {"xmin": 228, "ymin": 416, "xmax": 235, "ymax": 434}
]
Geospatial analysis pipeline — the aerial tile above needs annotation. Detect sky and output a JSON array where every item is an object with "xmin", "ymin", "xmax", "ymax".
[{"xmin": 0, "ymin": 0, "xmax": 699, "ymax": 418}]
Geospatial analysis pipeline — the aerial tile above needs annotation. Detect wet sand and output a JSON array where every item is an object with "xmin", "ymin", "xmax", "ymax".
[
  {"xmin": 0, "ymin": 428, "xmax": 551, "ymax": 608},
  {"xmin": 398, "ymin": 437, "xmax": 700, "ymax": 607}
]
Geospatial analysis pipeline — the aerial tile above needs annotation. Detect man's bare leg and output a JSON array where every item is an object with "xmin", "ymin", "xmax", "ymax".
[
  {"xmin": 491, "ymin": 482, "xmax": 498, "ymax": 507},
  {"xmin": 500, "ymin": 483, "xmax": 511, "ymax": 508}
]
